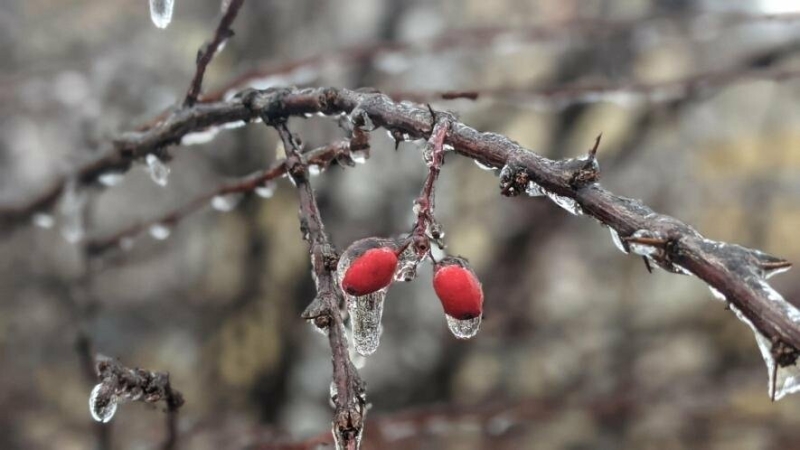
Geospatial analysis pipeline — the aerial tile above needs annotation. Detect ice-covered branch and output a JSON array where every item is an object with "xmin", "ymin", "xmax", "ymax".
[
  {"xmin": 184, "ymin": 0, "xmax": 245, "ymax": 106},
  {"xmin": 272, "ymin": 122, "xmax": 366, "ymax": 449},
  {"xmin": 89, "ymin": 357, "xmax": 184, "ymax": 449},
  {"xmin": 8, "ymin": 85, "xmax": 800, "ymax": 399}
]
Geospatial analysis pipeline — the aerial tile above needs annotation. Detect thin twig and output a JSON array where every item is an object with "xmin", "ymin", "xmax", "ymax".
[{"xmin": 184, "ymin": 0, "xmax": 246, "ymax": 107}]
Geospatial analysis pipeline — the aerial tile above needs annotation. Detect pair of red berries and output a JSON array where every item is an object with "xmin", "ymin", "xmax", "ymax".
[{"xmin": 340, "ymin": 240, "xmax": 483, "ymax": 320}]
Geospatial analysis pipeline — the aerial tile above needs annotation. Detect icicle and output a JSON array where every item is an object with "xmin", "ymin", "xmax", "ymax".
[
  {"xmin": 89, "ymin": 383, "xmax": 117, "ymax": 423},
  {"xmin": 445, "ymin": 315, "xmax": 481, "ymax": 339},
  {"xmin": 145, "ymin": 154, "xmax": 170, "ymax": 187},
  {"xmin": 148, "ymin": 223, "xmax": 171, "ymax": 240},
  {"xmin": 180, "ymin": 127, "xmax": 220, "ymax": 145},
  {"xmin": 98, "ymin": 172, "xmax": 125, "ymax": 187},
  {"xmin": 210, "ymin": 193, "xmax": 242, "ymax": 212},
  {"xmin": 545, "ymin": 191, "xmax": 583, "ymax": 215},
  {"xmin": 474, "ymin": 160, "xmax": 495, "ymax": 171},
  {"xmin": 149, "ymin": 0, "xmax": 174, "ymax": 29},
  {"xmin": 708, "ymin": 286, "xmax": 726, "ymax": 302},
  {"xmin": 351, "ymin": 150, "xmax": 367, "ymax": 165},
  {"xmin": 525, "ymin": 181, "xmax": 546, "ymax": 197},
  {"xmin": 254, "ymin": 180, "xmax": 276, "ymax": 198},
  {"xmin": 608, "ymin": 227, "xmax": 628, "ymax": 254},
  {"xmin": 59, "ymin": 179, "xmax": 86, "ymax": 244},
  {"xmin": 346, "ymin": 289, "xmax": 387, "ymax": 356},
  {"xmin": 308, "ymin": 164, "xmax": 322, "ymax": 176},
  {"xmin": 32, "ymin": 213, "xmax": 54, "ymax": 229}
]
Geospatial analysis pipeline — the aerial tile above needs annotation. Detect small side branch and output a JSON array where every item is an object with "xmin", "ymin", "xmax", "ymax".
[
  {"xmin": 183, "ymin": 0, "xmax": 246, "ymax": 107},
  {"xmin": 272, "ymin": 122, "xmax": 366, "ymax": 448},
  {"xmin": 91, "ymin": 358, "xmax": 185, "ymax": 450}
]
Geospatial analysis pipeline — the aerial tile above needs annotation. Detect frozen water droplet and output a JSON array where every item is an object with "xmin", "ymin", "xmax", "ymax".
[
  {"xmin": 59, "ymin": 180, "xmax": 86, "ymax": 243},
  {"xmin": 545, "ymin": 191, "xmax": 583, "ymax": 215},
  {"xmin": 149, "ymin": 223, "xmax": 171, "ymax": 240},
  {"xmin": 89, "ymin": 383, "xmax": 117, "ymax": 423},
  {"xmin": 329, "ymin": 381, "xmax": 338, "ymax": 408},
  {"xmin": 254, "ymin": 181, "xmax": 276, "ymax": 198},
  {"xmin": 303, "ymin": 112, "xmax": 314, "ymax": 118},
  {"xmin": 98, "ymin": 172, "xmax": 125, "ymax": 187},
  {"xmin": 220, "ymin": 120, "xmax": 245, "ymax": 130},
  {"xmin": 32, "ymin": 213, "xmax": 54, "ymax": 229},
  {"xmin": 628, "ymin": 229, "xmax": 661, "ymax": 257},
  {"xmin": 474, "ymin": 160, "xmax": 495, "ymax": 171},
  {"xmin": 149, "ymin": 0, "xmax": 174, "ymax": 29},
  {"xmin": 443, "ymin": 144, "xmax": 455, "ymax": 152},
  {"xmin": 608, "ymin": 227, "xmax": 628, "ymax": 253},
  {"xmin": 445, "ymin": 314, "xmax": 481, "ymax": 339},
  {"xmin": 308, "ymin": 164, "xmax": 322, "ymax": 176},
  {"xmin": 525, "ymin": 181, "xmax": 546, "ymax": 197},
  {"xmin": 351, "ymin": 150, "xmax": 367, "ymax": 165},
  {"xmin": 180, "ymin": 127, "xmax": 220, "ymax": 145},
  {"xmin": 211, "ymin": 193, "xmax": 242, "ymax": 212},
  {"xmin": 145, "ymin": 154, "xmax": 170, "ymax": 187},
  {"xmin": 708, "ymin": 286, "xmax": 726, "ymax": 302}
]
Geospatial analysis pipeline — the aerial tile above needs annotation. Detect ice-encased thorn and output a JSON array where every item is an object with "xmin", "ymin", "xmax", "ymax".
[
  {"xmin": 59, "ymin": 180, "xmax": 86, "ymax": 243},
  {"xmin": 545, "ymin": 191, "xmax": 583, "ymax": 215},
  {"xmin": 89, "ymin": 383, "xmax": 117, "ymax": 423},
  {"xmin": 474, "ymin": 160, "xmax": 495, "ymax": 171},
  {"xmin": 526, "ymin": 181, "xmax": 545, "ymax": 197},
  {"xmin": 347, "ymin": 289, "xmax": 387, "ymax": 356},
  {"xmin": 220, "ymin": 0, "xmax": 232, "ymax": 13},
  {"xmin": 149, "ymin": 223, "xmax": 171, "ymax": 240},
  {"xmin": 98, "ymin": 172, "xmax": 125, "ymax": 187},
  {"xmin": 349, "ymin": 106, "xmax": 375, "ymax": 131},
  {"xmin": 608, "ymin": 227, "xmax": 628, "ymax": 253},
  {"xmin": 708, "ymin": 286, "xmax": 726, "ymax": 302},
  {"xmin": 32, "ymin": 213, "xmax": 54, "ymax": 229},
  {"xmin": 255, "ymin": 180, "xmax": 276, "ymax": 198},
  {"xmin": 149, "ymin": 0, "xmax": 174, "ymax": 29},
  {"xmin": 445, "ymin": 315, "xmax": 481, "ymax": 339},
  {"xmin": 210, "ymin": 193, "xmax": 242, "ymax": 212},
  {"xmin": 628, "ymin": 229, "xmax": 661, "ymax": 257},
  {"xmin": 145, "ymin": 154, "xmax": 170, "ymax": 187}
]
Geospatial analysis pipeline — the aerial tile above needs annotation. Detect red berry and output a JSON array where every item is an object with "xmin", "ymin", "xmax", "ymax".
[
  {"xmin": 342, "ymin": 247, "xmax": 398, "ymax": 296},
  {"xmin": 433, "ymin": 259, "xmax": 483, "ymax": 320}
]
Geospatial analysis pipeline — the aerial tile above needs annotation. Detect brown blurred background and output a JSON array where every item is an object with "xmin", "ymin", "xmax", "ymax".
[{"xmin": 3, "ymin": 0, "xmax": 800, "ymax": 449}]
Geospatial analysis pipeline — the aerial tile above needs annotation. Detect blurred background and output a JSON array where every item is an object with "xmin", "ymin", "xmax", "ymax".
[{"xmin": 2, "ymin": 0, "xmax": 800, "ymax": 449}]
